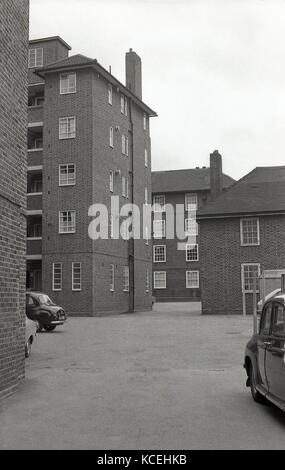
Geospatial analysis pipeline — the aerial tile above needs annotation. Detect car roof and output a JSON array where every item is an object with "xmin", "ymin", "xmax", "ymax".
[
  {"xmin": 26, "ymin": 291, "xmax": 44, "ymax": 295},
  {"xmin": 264, "ymin": 292, "xmax": 285, "ymax": 305}
]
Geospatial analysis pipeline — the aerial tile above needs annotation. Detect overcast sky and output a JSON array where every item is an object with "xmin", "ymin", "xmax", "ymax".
[{"xmin": 30, "ymin": 0, "xmax": 285, "ymax": 180}]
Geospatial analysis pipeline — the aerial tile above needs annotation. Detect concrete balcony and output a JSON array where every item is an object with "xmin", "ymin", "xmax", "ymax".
[
  {"xmin": 27, "ymin": 238, "xmax": 42, "ymax": 256},
  {"xmin": 27, "ymin": 149, "xmax": 43, "ymax": 167},
  {"xmin": 28, "ymin": 105, "xmax": 44, "ymax": 123},
  {"xmin": 27, "ymin": 193, "xmax": 42, "ymax": 211}
]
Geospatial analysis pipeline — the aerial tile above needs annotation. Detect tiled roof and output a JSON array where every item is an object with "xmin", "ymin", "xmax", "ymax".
[
  {"xmin": 152, "ymin": 168, "xmax": 235, "ymax": 193},
  {"xmin": 42, "ymin": 54, "xmax": 94, "ymax": 70},
  {"xmin": 197, "ymin": 166, "xmax": 285, "ymax": 218}
]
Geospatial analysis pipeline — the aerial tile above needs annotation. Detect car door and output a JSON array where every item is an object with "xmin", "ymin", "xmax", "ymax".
[
  {"xmin": 256, "ymin": 301, "xmax": 273, "ymax": 389},
  {"xmin": 265, "ymin": 301, "xmax": 285, "ymax": 402}
]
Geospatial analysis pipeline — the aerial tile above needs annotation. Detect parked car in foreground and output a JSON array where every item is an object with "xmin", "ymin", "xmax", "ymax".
[
  {"xmin": 26, "ymin": 291, "xmax": 66, "ymax": 332},
  {"xmin": 244, "ymin": 291, "xmax": 285, "ymax": 411},
  {"xmin": 25, "ymin": 316, "xmax": 38, "ymax": 358},
  {"xmin": 257, "ymin": 288, "xmax": 281, "ymax": 313}
]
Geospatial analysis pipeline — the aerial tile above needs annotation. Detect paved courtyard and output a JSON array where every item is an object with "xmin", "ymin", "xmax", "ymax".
[{"xmin": 1, "ymin": 303, "xmax": 285, "ymax": 449}]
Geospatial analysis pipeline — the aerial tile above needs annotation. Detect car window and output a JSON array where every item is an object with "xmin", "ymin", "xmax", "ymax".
[
  {"xmin": 260, "ymin": 302, "xmax": 272, "ymax": 335},
  {"xmin": 26, "ymin": 295, "xmax": 35, "ymax": 306},
  {"xmin": 272, "ymin": 303, "xmax": 285, "ymax": 337}
]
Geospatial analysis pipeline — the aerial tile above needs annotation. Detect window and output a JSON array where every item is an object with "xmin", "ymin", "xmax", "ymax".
[
  {"xmin": 143, "ymin": 113, "xmax": 147, "ymax": 130},
  {"xmin": 122, "ymin": 134, "xmax": 126, "ymax": 154},
  {"xmin": 145, "ymin": 149, "xmax": 148, "ymax": 167},
  {"xmin": 185, "ymin": 193, "xmax": 198, "ymax": 211},
  {"xmin": 121, "ymin": 94, "xmax": 128, "ymax": 115},
  {"xmin": 52, "ymin": 263, "xmax": 62, "ymax": 291},
  {"xmin": 153, "ymin": 219, "xmax": 165, "ymax": 238},
  {"xmin": 34, "ymin": 137, "xmax": 43, "ymax": 149},
  {"xmin": 109, "ymin": 215, "xmax": 114, "ymax": 238},
  {"xmin": 186, "ymin": 271, "xmax": 199, "ymax": 288},
  {"xmin": 59, "ymin": 210, "xmax": 76, "ymax": 233},
  {"xmin": 33, "ymin": 224, "xmax": 42, "ymax": 238},
  {"xmin": 146, "ymin": 269, "xmax": 150, "ymax": 292},
  {"xmin": 154, "ymin": 271, "xmax": 166, "ymax": 289},
  {"xmin": 122, "ymin": 176, "xmax": 126, "ymax": 197},
  {"xmin": 125, "ymin": 136, "xmax": 129, "ymax": 156},
  {"xmin": 126, "ymin": 179, "xmax": 129, "ymax": 199},
  {"xmin": 72, "ymin": 262, "xmax": 81, "ymax": 291},
  {"xmin": 59, "ymin": 117, "xmax": 76, "ymax": 139},
  {"xmin": 110, "ymin": 264, "xmax": 115, "ymax": 291},
  {"xmin": 109, "ymin": 170, "xmax": 114, "ymax": 192},
  {"xmin": 145, "ymin": 187, "xmax": 148, "ymax": 205},
  {"xmin": 28, "ymin": 47, "xmax": 43, "ymax": 68},
  {"xmin": 153, "ymin": 245, "xmax": 166, "ymax": 263},
  {"xmin": 185, "ymin": 218, "xmax": 198, "ymax": 236},
  {"xmin": 108, "ymin": 84, "xmax": 113, "ymax": 105},
  {"xmin": 123, "ymin": 266, "xmax": 130, "ymax": 292},
  {"xmin": 145, "ymin": 226, "xmax": 149, "ymax": 245},
  {"xmin": 59, "ymin": 164, "xmax": 76, "ymax": 186},
  {"xmin": 186, "ymin": 244, "xmax": 199, "ymax": 261},
  {"xmin": 31, "ymin": 179, "xmax": 42, "ymax": 193},
  {"xmin": 260, "ymin": 302, "xmax": 272, "ymax": 335},
  {"xmin": 109, "ymin": 127, "xmax": 114, "ymax": 147},
  {"xmin": 60, "ymin": 73, "xmax": 76, "ymax": 94},
  {"xmin": 241, "ymin": 264, "xmax": 260, "ymax": 293},
  {"xmin": 153, "ymin": 195, "xmax": 165, "ymax": 212},
  {"xmin": 272, "ymin": 303, "xmax": 285, "ymax": 337},
  {"xmin": 241, "ymin": 218, "xmax": 260, "ymax": 246}
]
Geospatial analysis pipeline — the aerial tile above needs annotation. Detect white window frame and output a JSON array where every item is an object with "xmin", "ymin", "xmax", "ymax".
[
  {"xmin": 123, "ymin": 266, "xmax": 130, "ymax": 292},
  {"xmin": 145, "ymin": 149, "xmax": 148, "ymax": 167},
  {"xmin": 59, "ymin": 210, "xmax": 76, "ymax": 234},
  {"xmin": 240, "ymin": 218, "xmax": 260, "ymax": 246},
  {"xmin": 52, "ymin": 263, "xmax": 62, "ymax": 291},
  {"xmin": 59, "ymin": 116, "xmax": 76, "ymax": 139},
  {"xmin": 186, "ymin": 244, "xmax": 199, "ymax": 262},
  {"xmin": 60, "ymin": 72, "xmax": 76, "ymax": 94},
  {"xmin": 72, "ymin": 262, "xmax": 82, "ymax": 291},
  {"xmin": 122, "ymin": 134, "xmax": 126, "ymax": 154},
  {"xmin": 108, "ymin": 84, "xmax": 113, "ymax": 105},
  {"xmin": 28, "ymin": 47, "xmax": 43, "ymax": 68},
  {"xmin": 154, "ymin": 271, "xmax": 166, "ymax": 289},
  {"xmin": 125, "ymin": 136, "xmax": 129, "ymax": 156},
  {"xmin": 146, "ymin": 269, "xmax": 150, "ymax": 293},
  {"xmin": 241, "ymin": 263, "xmax": 261, "ymax": 293},
  {"xmin": 153, "ymin": 219, "xmax": 166, "ymax": 239},
  {"xmin": 186, "ymin": 270, "xmax": 199, "ymax": 289},
  {"xmin": 109, "ymin": 126, "xmax": 114, "ymax": 148},
  {"xmin": 109, "ymin": 170, "xmax": 114, "ymax": 192},
  {"xmin": 185, "ymin": 193, "xmax": 198, "ymax": 211},
  {"xmin": 110, "ymin": 264, "xmax": 115, "ymax": 292},
  {"xmin": 143, "ymin": 113, "xmax": 147, "ymax": 130},
  {"xmin": 122, "ymin": 176, "xmax": 126, "ymax": 197},
  {"xmin": 59, "ymin": 163, "xmax": 76, "ymax": 186},
  {"xmin": 153, "ymin": 245, "xmax": 166, "ymax": 263},
  {"xmin": 153, "ymin": 195, "xmax": 165, "ymax": 212},
  {"xmin": 110, "ymin": 215, "xmax": 114, "ymax": 238},
  {"xmin": 185, "ymin": 218, "xmax": 198, "ymax": 236}
]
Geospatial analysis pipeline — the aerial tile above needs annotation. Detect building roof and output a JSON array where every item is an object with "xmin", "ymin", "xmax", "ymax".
[
  {"xmin": 197, "ymin": 166, "xmax": 285, "ymax": 219},
  {"xmin": 36, "ymin": 53, "xmax": 157, "ymax": 117},
  {"xmin": 29, "ymin": 36, "xmax": 72, "ymax": 50},
  {"xmin": 152, "ymin": 167, "xmax": 235, "ymax": 193}
]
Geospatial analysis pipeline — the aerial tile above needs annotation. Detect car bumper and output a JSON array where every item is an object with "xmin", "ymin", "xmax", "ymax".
[{"xmin": 50, "ymin": 320, "xmax": 66, "ymax": 325}]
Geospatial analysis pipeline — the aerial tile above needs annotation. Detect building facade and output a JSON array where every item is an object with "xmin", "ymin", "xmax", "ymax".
[
  {"xmin": 151, "ymin": 151, "xmax": 235, "ymax": 302},
  {"xmin": 0, "ymin": 0, "xmax": 29, "ymax": 399},
  {"xmin": 197, "ymin": 166, "xmax": 285, "ymax": 314},
  {"xmin": 27, "ymin": 37, "xmax": 156, "ymax": 315}
]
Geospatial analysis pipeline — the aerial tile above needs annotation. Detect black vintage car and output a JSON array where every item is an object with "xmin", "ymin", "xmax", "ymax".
[
  {"xmin": 244, "ymin": 292, "xmax": 285, "ymax": 411},
  {"xmin": 26, "ymin": 291, "xmax": 66, "ymax": 332}
]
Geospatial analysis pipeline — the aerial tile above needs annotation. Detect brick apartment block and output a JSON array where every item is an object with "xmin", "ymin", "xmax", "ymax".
[
  {"xmin": 151, "ymin": 151, "xmax": 235, "ymax": 302},
  {"xmin": 197, "ymin": 164, "xmax": 285, "ymax": 314},
  {"xmin": 27, "ymin": 37, "xmax": 157, "ymax": 315},
  {"xmin": 0, "ymin": 0, "xmax": 28, "ymax": 398}
]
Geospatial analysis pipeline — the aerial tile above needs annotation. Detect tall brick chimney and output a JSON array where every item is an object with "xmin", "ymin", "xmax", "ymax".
[
  {"xmin": 125, "ymin": 48, "xmax": 142, "ymax": 99},
  {"xmin": 210, "ymin": 150, "xmax": 223, "ymax": 200}
]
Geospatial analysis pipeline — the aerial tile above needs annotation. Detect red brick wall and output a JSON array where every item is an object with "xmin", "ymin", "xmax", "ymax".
[
  {"xmin": 41, "ymin": 66, "xmax": 153, "ymax": 315},
  {"xmin": 199, "ymin": 215, "xmax": 285, "ymax": 314},
  {"xmin": 0, "ymin": 0, "xmax": 28, "ymax": 399},
  {"xmin": 152, "ymin": 190, "xmax": 210, "ymax": 302}
]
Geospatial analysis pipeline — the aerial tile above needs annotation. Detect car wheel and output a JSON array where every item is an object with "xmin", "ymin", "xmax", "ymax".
[
  {"xmin": 43, "ymin": 325, "xmax": 56, "ymax": 332},
  {"xmin": 249, "ymin": 362, "xmax": 266, "ymax": 404},
  {"xmin": 25, "ymin": 338, "xmax": 32, "ymax": 358}
]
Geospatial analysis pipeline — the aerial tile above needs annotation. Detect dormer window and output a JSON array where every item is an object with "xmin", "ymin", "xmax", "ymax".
[{"xmin": 28, "ymin": 48, "xmax": 43, "ymax": 68}]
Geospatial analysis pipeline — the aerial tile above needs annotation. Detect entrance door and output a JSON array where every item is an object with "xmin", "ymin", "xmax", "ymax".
[{"xmin": 265, "ymin": 301, "xmax": 285, "ymax": 402}]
